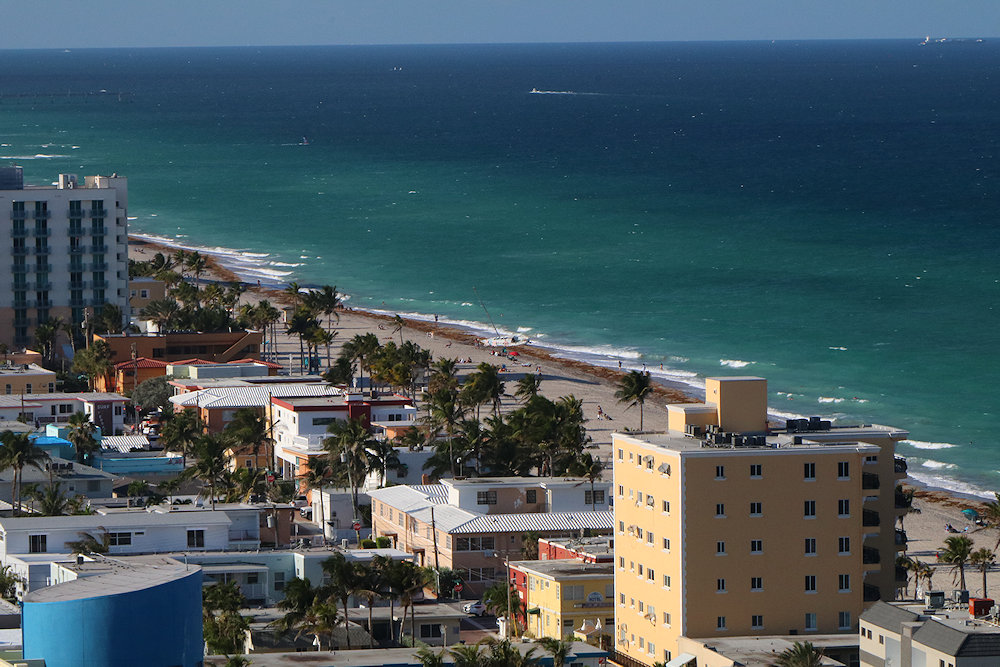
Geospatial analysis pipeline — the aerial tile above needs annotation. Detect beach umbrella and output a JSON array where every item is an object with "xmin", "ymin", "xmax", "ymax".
[{"xmin": 962, "ymin": 509, "xmax": 980, "ymax": 520}]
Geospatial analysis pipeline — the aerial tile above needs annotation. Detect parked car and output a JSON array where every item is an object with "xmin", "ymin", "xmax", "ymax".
[{"xmin": 463, "ymin": 601, "xmax": 487, "ymax": 616}]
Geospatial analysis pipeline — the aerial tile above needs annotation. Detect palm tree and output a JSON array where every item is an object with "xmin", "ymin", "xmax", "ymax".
[
  {"xmin": 397, "ymin": 561, "xmax": 430, "ymax": 645},
  {"xmin": 37, "ymin": 483, "xmax": 69, "ymax": 516},
  {"xmin": 341, "ymin": 333, "xmax": 381, "ymax": 390},
  {"xmin": 415, "ymin": 647, "xmax": 446, "ymax": 667},
  {"xmin": 423, "ymin": 387, "xmax": 467, "ymax": 477},
  {"xmin": 358, "ymin": 556, "xmax": 390, "ymax": 649},
  {"xmin": 514, "ymin": 374, "xmax": 542, "ymax": 402},
  {"xmin": 284, "ymin": 281, "xmax": 305, "ymax": 307},
  {"xmin": 71, "ymin": 339, "xmax": 112, "ymax": 390},
  {"xmin": 273, "ymin": 576, "xmax": 318, "ymax": 634},
  {"xmin": 940, "ymin": 535, "xmax": 975, "ymax": 591},
  {"xmin": 34, "ymin": 322, "xmax": 57, "ymax": 363},
  {"xmin": 896, "ymin": 555, "xmax": 916, "ymax": 599},
  {"xmin": 773, "ymin": 641, "xmax": 825, "ymax": 667},
  {"xmin": 323, "ymin": 417, "xmax": 375, "ymax": 518},
  {"xmin": 140, "ymin": 298, "xmax": 181, "ymax": 330},
  {"xmin": 615, "ymin": 370, "xmax": 653, "ymax": 430},
  {"xmin": 185, "ymin": 251, "xmax": 207, "ymax": 287},
  {"xmin": 895, "ymin": 485, "xmax": 921, "ymax": 532},
  {"xmin": 322, "ymin": 552, "xmax": 363, "ymax": 650},
  {"xmin": 915, "ymin": 559, "xmax": 935, "ymax": 594},
  {"xmin": 182, "ymin": 433, "xmax": 229, "ymax": 509},
  {"xmin": 66, "ymin": 529, "xmax": 110, "ymax": 554},
  {"xmin": 303, "ymin": 457, "xmax": 330, "ymax": 536},
  {"xmin": 306, "ymin": 285, "xmax": 341, "ymax": 336},
  {"xmin": 160, "ymin": 409, "xmax": 203, "ymax": 467},
  {"xmin": 366, "ymin": 439, "xmax": 401, "ymax": 488},
  {"xmin": 450, "ymin": 643, "xmax": 485, "ymax": 667},
  {"xmin": 427, "ymin": 358, "xmax": 459, "ymax": 395},
  {"xmin": 569, "ymin": 452, "xmax": 606, "ymax": 510},
  {"xmin": 392, "ymin": 315, "xmax": 406, "ymax": 345},
  {"xmin": 286, "ymin": 308, "xmax": 320, "ymax": 374},
  {"xmin": 157, "ymin": 477, "xmax": 182, "ymax": 504},
  {"xmin": 66, "ymin": 412, "xmax": 99, "ymax": 465},
  {"xmin": 0, "ymin": 431, "xmax": 50, "ymax": 515},
  {"xmin": 980, "ymin": 492, "xmax": 1000, "ymax": 551},
  {"xmin": 537, "ymin": 638, "xmax": 573, "ymax": 667},
  {"xmin": 970, "ymin": 547, "xmax": 995, "ymax": 597},
  {"xmin": 224, "ymin": 407, "xmax": 271, "ymax": 469},
  {"xmin": 484, "ymin": 638, "xmax": 539, "ymax": 667}
]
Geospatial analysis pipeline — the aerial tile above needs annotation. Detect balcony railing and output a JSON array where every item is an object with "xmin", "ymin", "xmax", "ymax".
[
  {"xmin": 862, "ymin": 472, "xmax": 881, "ymax": 490},
  {"xmin": 894, "ymin": 457, "xmax": 908, "ymax": 474},
  {"xmin": 90, "ymin": 208, "xmax": 108, "ymax": 217},
  {"xmin": 10, "ymin": 264, "xmax": 28, "ymax": 274},
  {"xmin": 10, "ymin": 210, "xmax": 26, "ymax": 220},
  {"xmin": 863, "ymin": 509, "xmax": 881, "ymax": 527},
  {"xmin": 89, "ymin": 263, "xmax": 108, "ymax": 271},
  {"xmin": 895, "ymin": 529, "xmax": 908, "ymax": 546},
  {"xmin": 69, "ymin": 245, "xmax": 85, "ymax": 255},
  {"xmin": 32, "ymin": 246, "xmax": 50, "ymax": 256},
  {"xmin": 10, "ymin": 228, "xmax": 28, "ymax": 238},
  {"xmin": 896, "ymin": 565, "xmax": 908, "ymax": 582},
  {"xmin": 32, "ymin": 228, "xmax": 50, "ymax": 237},
  {"xmin": 862, "ymin": 547, "xmax": 881, "ymax": 564},
  {"xmin": 89, "ymin": 245, "xmax": 108, "ymax": 254},
  {"xmin": 31, "ymin": 210, "xmax": 50, "ymax": 219},
  {"xmin": 864, "ymin": 584, "xmax": 881, "ymax": 602},
  {"xmin": 11, "ymin": 247, "xmax": 29, "ymax": 256}
]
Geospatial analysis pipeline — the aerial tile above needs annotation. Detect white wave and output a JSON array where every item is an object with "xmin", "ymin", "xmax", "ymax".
[
  {"xmin": 269, "ymin": 261, "xmax": 304, "ymax": 267},
  {"xmin": 669, "ymin": 356, "xmax": 688, "ymax": 363},
  {"xmin": 905, "ymin": 470, "xmax": 995, "ymax": 500},
  {"xmin": 0, "ymin": 154, "xmax": 69, "ymax": 160},
  {"xmin": 460, "ymin": 302, "xmax": 474, "ymax": 307},
  {"xmin": 828, "ymin": 346, "xmax": 848, "ymax": 351},
  {"xmin": 529, "ymin": 89, "xmax": 604, "ymax": 96},
  {"xmin": 516, "ymin": 327, "xmax": 533, "ymax": 333},
  {"xmin": 719, "ymin": 359, "xmax": 751, "ymax": 368},
  {"xmin": 818, "ymin": 397, "xmax": 845, "ymax": 403},
  {"xmin": 921, "ymin": 460, "xmax": 956, "ymax": 470},
  {"xmin": 902, "ymin": 439, "xmax": 957, "ymax": 450}
]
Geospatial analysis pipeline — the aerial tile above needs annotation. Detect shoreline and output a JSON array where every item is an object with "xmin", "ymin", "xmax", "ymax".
[{"xmin": 127, "ymin": 233, "xmax": 996, "ymax": 508}]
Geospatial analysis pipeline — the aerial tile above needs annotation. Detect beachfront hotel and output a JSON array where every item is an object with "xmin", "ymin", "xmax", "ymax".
[
  {"xmin": 612, "ymin": 376, "xmax": 909, "ymax": 666},
  {"xmin": 0, "ymin": 167, "xmax": 129, "ymax": 351}
]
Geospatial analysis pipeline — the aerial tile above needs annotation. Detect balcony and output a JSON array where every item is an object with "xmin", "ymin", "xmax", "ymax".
[
  {"xmin": 896, "ymin": 565, "xmax": 908, "ymax": 582},
  {"xmin": 34, "ymin": 264, "xmax": 53, "ymax": 273},
  {"xmin": 10, "ymin": 210, "xmax": 26, "ymax": 221},
  {"xmin": 32, "ymin": 228, "xmax": 50, "ymax": 237},
  {"xmin": 10, "ymin": 228, "xmax": 28, "ymax": 238},
  {"xmin": 862, "ymin": 547, "xmax": 881, "ymax": 564},
  {"xmin": 11, "ymin": 247, "xmax": 29, "ymax": 256},
  {"xmin": 895, "ymin": 529, "xmax": 908, "ymax": 546},
  {"xmin": 30, "ymin": 282, "xmax": 52, "ymax": 291},
  {"xmin": 32, "ymin": 246, "xmax": 50, "ymax": 256},
  {"xmin": 31, "ymin": 210, "xmax": 50, "ymax": 219},
  {"xmin": 90, "ymin": 208, "xmax": 108, "ymax": 218},
  {"xmin": 89, "ymin": 263, "xmax": 109, "ymax": 272},
  {"xmin": 89, "ymin": 245, "xmax": 108, "ymax": 254},
  {"xmin": 864, "ymin": 584, "xmax": 881, "ymax": 602},
  {"xmin": 10, "ymin": 264, "xmax": 28, "ymax": 274},
  {"xmin": 863, "ymin": 509, "xmax": 881, "ymax": 527},
  {"xmin": 862, "ymin": 472, "xmax": 881, "ymax": 490},
  {"xmin": 90, "ymin": 280, "xmax": 109, "ymax": 290},
  {"xmin": 68, "ymin": 226, "xmax": 85, "ymax": 236},
  {"xmin": 69, "ymin": 245, "xmax": 85, "ymax": 255},
  {"xmin": 89, "ymin": 226, "xmax": 108, "ymax": 235},
  {"xmin": 895, "ymin": 457, "xmax": 908, "ymax": 475}
]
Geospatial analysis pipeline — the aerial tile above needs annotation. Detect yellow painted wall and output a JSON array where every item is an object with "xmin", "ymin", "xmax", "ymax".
[
  {"xmin": 523, "ymin": 568, "xmax": 614, "ymax": 641},
  {"xmin": 705, "ymin": 376, "xmax": 767, "ymax": 433}
]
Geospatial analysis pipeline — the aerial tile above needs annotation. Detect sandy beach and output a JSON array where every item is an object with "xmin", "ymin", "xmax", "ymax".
[{"xmin": 129, "ymin": 237, "xmax": 1000, "ymax": 601}]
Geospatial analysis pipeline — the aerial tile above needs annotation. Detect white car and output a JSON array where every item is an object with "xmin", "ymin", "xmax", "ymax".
[{"xmin": 463, "ymin": 601, "xmax": 487, "ymax": 616}]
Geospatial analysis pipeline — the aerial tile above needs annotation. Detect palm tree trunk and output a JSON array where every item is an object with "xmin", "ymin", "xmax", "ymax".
[
  {"xmin": 389, "ymin": 597, "xmax": 396, "ymax": 643},
  {"xmin": 342, "ymin": 598, "xmax": 352, "ymax": 649},
  {"xmin": 367, "ymin": 599, "xmax": 375, "ymax": 648}
]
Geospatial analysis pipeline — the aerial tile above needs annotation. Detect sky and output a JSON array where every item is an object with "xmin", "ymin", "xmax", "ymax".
[{"xmin": 2, "ymin": 0, "xmax": 999, "ymax": 49}]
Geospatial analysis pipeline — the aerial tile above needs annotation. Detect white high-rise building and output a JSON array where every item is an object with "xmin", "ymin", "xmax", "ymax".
[{"xmin": 0, "ymin": 167, "xmax": 129, "ymax": 351}]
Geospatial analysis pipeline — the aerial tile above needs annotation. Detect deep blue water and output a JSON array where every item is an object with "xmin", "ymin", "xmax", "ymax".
[{"xmin": 2, "ymin": 40, "xmax": 998, "ymax": 496}]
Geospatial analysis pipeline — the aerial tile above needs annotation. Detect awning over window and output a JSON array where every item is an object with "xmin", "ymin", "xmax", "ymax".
[
  {"xmin": 664, "ymin": 653, "xmax": 695, "ymax": 667},
  {"xmin": 526, "ymin": 608, "xmax": 541, "ymax": 615}
]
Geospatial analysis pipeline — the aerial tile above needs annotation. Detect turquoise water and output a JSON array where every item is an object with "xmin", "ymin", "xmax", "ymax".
[{"xmin": 2, "ymin": 40, "xmax": 999, "ymax": 496}]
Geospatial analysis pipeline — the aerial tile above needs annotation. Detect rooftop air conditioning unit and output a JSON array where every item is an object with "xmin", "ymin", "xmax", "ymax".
[{"xmin": 924, "ymin": 591, "xmax": 945, "ymax": 608}]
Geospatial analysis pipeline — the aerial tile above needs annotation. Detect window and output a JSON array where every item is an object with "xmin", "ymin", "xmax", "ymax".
[
  {"xmin": 838, "ymin": 499, "xmax": 850, "ymax": 517},
  {"xmin": 187, "ymin": 530, "xmax": 205, "ymax": 548},
  {"xmin": 646, "ymin": 531, "xmax": 654, "ymax": 544},
  {"xmin": 29, "ymin": 534, "xmax": 47, "ymax": 553},
  {"xmin": 645, "ymin": 457, "xmax": 654, "ymax": 470},
  {"xmin": 476, "ymin": 491, "xmax": 497, "ymax": 505},
  {"xmin": 838, "ymin": 537, "xmax": 850, "ymax": 554},
  {"xmin": 274, "ymin": 571, "xmax": 285, "ymax": 591},
  {"xmin": 662, "ymin": 537, "xmax": 670, "ymax": 551},
  {"xmin": 716, "ymin": 578, "xmax": 726, "ymax": 592},
  {"xmin": 717, "ymin": 616, "xmax": 727, "ymax": 630},
  {"xmin": 585, "ymin": 489, "xmax": 605, "ymax": 506},
  {"xmin": 636, "ymin": 527, "xmax": 643, "ymax": 540},
  {"xmin": 662, "ymin": 574, "xmax": 671, "ymax": 589},
  {"xmin": 663, "ymin": 612, "xmax": 671, "ymax": 626},
  {"xmin": 455, "ymin": 537, "xmax": 495, "ymax": 551},
  {"xmin": 619, "ymin": 593, "xmax": 625, "ymax": 606},
  {"xmin": 716, "ymin": 541, "xmax": 726, "ymax": 555},
  {"xmin": 804, "ymin": 500, "xmax": 816, "ymax": 518},
  {"xmin": 750, "ymin": 463, "xmax": 762, "ymax": 478},
  {"xmin": 662, "ymin": 500, "xmax": 670, "ymax": 513},
  {"xmin": 563, "ymin": 618, "xmax": 575, "ymax": 628},
  {"xmin": 865, "ymin": 455, "xmax": 878, "ymax": 465},
  {"xmin": 750, "ymin": 539, "xmax": 763, "ymax": 554},
  {"xmin": 563, "ymin": 585, "xmax": 584, "ymax": 600},
  {"xmin": 108, "ymin": 532, "xmax": 131, "ymax": 546},
  {"xmin": 838, "ymin": 574, "xmax": 851, "ymax": 592},
  {"xmin": 805, "ymin": 538, "xmax": 816, "ymax": 554},
  {"xmin": 648, "ymin": 642, "xmax": 655, "ymax": 656},
  {"xmin": 749, "ymin": 502, "xmax": 762, "ymax": 516},
  {"xmin": 525, "ymin": 489, "xmax": 536, "ymax": 504},
  {"xmin": 637, "ymin": 564, "xmax": 643, "ymax": 576},
  {"xmin": 839, "ymin": 611, "xmax": 851, "ymax": 630},
  {"xmin": 805, "ymin": 575, "xmax": 816, "ymax": 592},
  {"xmin": 751, "ymin": 577, "xmax": 762, "ymax": 591},
  {"xmin": 752, "ymin": 614, "xmax": 764, "ymax": 629},
  {"xmin": 618, "ymin": 485, "xmax": 624, "ymax": 497},
  {"xmin": 419, "ymin": 624, "xmax": 443, "ymax": 638},
  {"xmin": 805, "ymin": 613, "xmax": 817, "ymax": 631},
  {"xmin": 716, "ymin": 503, "xmax": 725, "ymax": 517},
  {"xmin": 647, "ymin": 568, "xmax": 655, "ymax": 581},
  {"xmin": 838, "ymin": 461, "xmax": 850, "ymax": 478},
  {"xmin": 618, "ymin": 448, "xmax": 623, "ymax": 460},
  {"xmin": 804, "ymin": 462, "xmax": 816, "ymax": 480},
  {"xmin": 619, "ymin": 521, "xmax": 625, "ymax": 533},
  {"xmin": 619, "ymin": 556, "xmax": 625, "ymax": 569},
  {"xmin": 715, "ymin": 465, "xmax": 725, "ymax": 479}
]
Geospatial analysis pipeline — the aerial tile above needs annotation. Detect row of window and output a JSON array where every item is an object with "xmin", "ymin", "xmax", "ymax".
[
  {"xmin": 714, "ymin": 499, "xmax": 853, "ymax": 518},
  {"xmin": 3, "ymin": 383, "xmax": 56, "ymax": 394},
  {"xmin": 713, "ymin": 461, "xmax": 854, "ymax": 480},
  {"xmin": 619, "ymin": 520, "xmax": 854, "ymax": 557},
  {"xmin": 715, "ymin": 611, "xmax": 852, "ymax": 631},
  {"xmin": 714, "ymin": 574, "xmax": 851, "ymax": 593},
  {"xmin": 28, "ymin": 530, "xmax": 151, "ymax": 553}
]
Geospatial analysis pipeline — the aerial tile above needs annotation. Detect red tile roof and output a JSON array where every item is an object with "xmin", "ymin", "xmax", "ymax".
[{"xmin": 113, "ymin": 357, "xmax": 170, "ymax": 370}]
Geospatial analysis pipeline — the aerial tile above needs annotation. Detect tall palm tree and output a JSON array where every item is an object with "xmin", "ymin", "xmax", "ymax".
[
  {"xmin": 303, "ymin": 457, "xmax": 330, "ymax": 536},
  {"xmin": 286, "ymin": 308, "xmax": 320, "ymax": 374},
  {"xmin": 970, "ymin": 547, "xmax": 995, "ymax": 598},
  {"xmin": 916, "ymin": 559, "xmax": 935, "ymax": 593},
  {"xmin": 306, "ymin": 285, "xmax": 341, "ymax": 336},
  {"xmin": 940, "ymin": 535, "xmax": 975, "ymax": 591},
  {"xmin": 895, "ymin": 485, "xmax": 921, "ymax": 532},
  {"xmin": 71, "ymin": 339, "xmax": 112, "ymax": 390},
  {"xmin": 273, "ymin": 576, "xmax": 317, "ymax": 636},
  {"xmin": 773, "ymin": 641, "xmax": 825, "ymax": 667},
  {"xmin": 0, "ymin": 431, "xmax": 50, "ymax": 515},
  {"xmin": 569, "ymin": 452, "xmax": 606, "ymax": 510},
  {"xmin": 615, "ymin": 370, "xmax": 653, "ymax": 430},
  {"xmin": 398, "ymin": 561, "xmax": 430, "ymax": 645},
  {"xmin": 427, "ymin": 358, "xmax": 459, "ymax": 395},
  {"xmin": 37, "ymin": 483, "xmax": 69, "ymax": 516},
  {"xmin": 224, "ymin": 407, "xmax": 271, "ymax": 469},
  {"xmin": 34, "ymin": 322, "xmax": 57, "ymax": 363},
  {"xmin": 185, "ymin": 251, "xmax": 207, "ymax": 288},
  {"xmin": 66, "ymin": 412, "xmax": 99, "ymax": 465},
  {"xmin": 160, "ymin": 409, "xmax": 203, "ymax": 467},
  {"xmin": 423, "ymin": 387, "xmax": 467, "ymax": 477},
  {"xmin": 484, "ymin": 638, "xmax": 539, "ymax": 667},
  {"xmin": 514, "ymin": 374, "xmax": 542, "ymax": 402},
  {"xmin": 140, "ymin": 298, "xmax": 181, "ymax": 330},
  {"xmin": 283, "ymin": 281, "xmax": 305, "ymax": 307},
  {"xmin": 322, "ymin": 552, "xmax": 363, "ymax": 650},
  {"xmin": 341, "ymin": 333, "xmax": 381, "ymax": 390},
  {"xmin": 392, "ymin": 315, "xmax": 405, "ymax": 345},
  {"xmin": 182, "ymin": 433, "xmax": 229, "ymax": 509},
  {"xmin": 365, "ymin": 438, "xmax": 401, "ymax": 488},
  {"xmin": 358, "ymin": 555, "xmax": 389, "ymax": 649},
  {"xmin": 323, "ymin": 417, "xmax": 375, "ymax": 518}
]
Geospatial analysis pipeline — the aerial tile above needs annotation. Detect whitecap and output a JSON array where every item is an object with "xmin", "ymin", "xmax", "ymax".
[
  {"xmin": 719, "ymin": 359, "xmax": 751, "ymax": 368},
  {"xmin": 818, "ymin": 397, "xmax": 844, "ymax": 403},
  {"xmin": 921, "ymin": 460, "xmax": 956, "ymax": 470},
  {"xmin": 902, "ymin": 439, "xmax": 957, "ymax": 450},
  {"xmin": 828, "ymin": 346, "xmax": 848, "ymax": 351},
  {"xmin": 906, "ymin": 470, "xmax": 995, "ymax": 500},
  {"xmin": 516, "ymin": 327, "xmax": 533, "ymax": 333}
]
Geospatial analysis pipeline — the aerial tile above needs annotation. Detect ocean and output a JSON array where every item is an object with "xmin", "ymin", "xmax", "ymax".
[{"xmin": 2, "ymin": 40, "xmax": 998, "ymax": 497}]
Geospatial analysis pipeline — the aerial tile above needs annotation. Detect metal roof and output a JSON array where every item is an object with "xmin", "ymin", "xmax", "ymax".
[
  {"xmin": 450, "ymin": 510, "xmax": 613, "ymax": 534},
  {"xmin": 859, "ymin": 600, "xmax": 921, "ymax": 633},
  {"xmin": 100, "ymin": 435, "xmax": 152, "ymax": 453},
  {"xmin": 912, "ymin": 618, "xmax": 1000, "ymax": 657},
  {"xmin": 0, "ymin": 510, "xmax": 232, "ymax": 532},
  {"xmin": 170, "ymin": 384, "xmax": 341, "ymax": 409}
]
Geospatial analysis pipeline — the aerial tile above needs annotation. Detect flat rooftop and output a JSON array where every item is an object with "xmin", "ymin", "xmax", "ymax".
[
  {"xmin": 615, "ymin": 429, "xmax": 887, "ymax": 454},
  {"xmin": 689, "ymin": 634, "xmax": 850, "ymax": 666},
  {"xmin": 509, "ymin": 559, "xmax": 613, "ymax": 579},
  {"xmin": 24, "ymin": 556, "xmax": 198, "ymax": 603}
]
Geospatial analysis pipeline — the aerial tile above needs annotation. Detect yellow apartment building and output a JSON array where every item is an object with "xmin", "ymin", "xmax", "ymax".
[
  {"xmin": 511, "ymin": 559, "xmax": 614, "ymax": 641},
  {"xmin": 0, "ymin": 364, "xmax": 57, "ymax": 396},
  {"xmin": 613, "ymin": 376, "xmax": 909, "ymax": 666}
]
